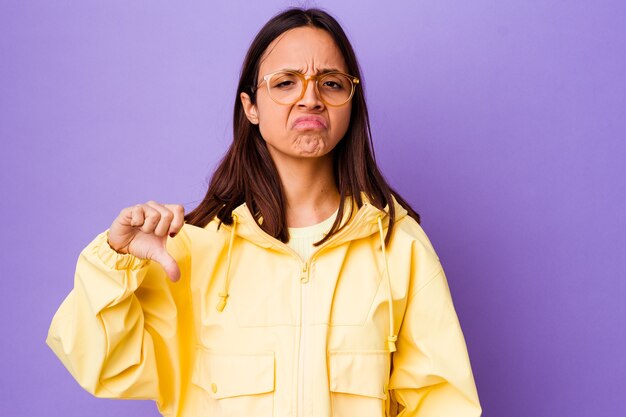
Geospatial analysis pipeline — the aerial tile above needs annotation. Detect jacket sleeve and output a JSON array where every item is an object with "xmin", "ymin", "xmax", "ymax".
[
  {"xmin": 45, "ymin": 228, "xmax": 194, "ymax": 413},
  {"xmin": 388, "ymin": 264, "xmax": 482, "ymax": 416}
]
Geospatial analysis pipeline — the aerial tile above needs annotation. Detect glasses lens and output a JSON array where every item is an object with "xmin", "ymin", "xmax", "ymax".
[
  {"xmin": 319, "ymin": 73, "xmax": 353, "ymax": 105},
  {"xmin": 267, "ymin": 72, "xmax": 354, "ymax": 105},
  {"xmin": 267, "ymin": 72, "xmax": 303, "ymax": 105}
]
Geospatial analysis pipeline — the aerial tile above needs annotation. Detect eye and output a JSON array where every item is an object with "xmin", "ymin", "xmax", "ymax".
[
  {"xmin": 270, "ymin": 72, "xmax": 299, "ymax": 89},
  {"xmin": 323, "ymin": 80, "xmax": 343, "ymax": 89},
  {"xmin": 321, "ymin": 74, "xmax": 348, "ymax": 90},
  {"xmin": 276, "ymin": 80, "xmax": 295, "ymax": 88}
]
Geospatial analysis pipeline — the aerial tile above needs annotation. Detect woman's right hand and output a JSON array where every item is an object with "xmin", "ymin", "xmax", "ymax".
[{"xmin": 107, "ymin": 201, "xmax": 185, "ymax": 282}]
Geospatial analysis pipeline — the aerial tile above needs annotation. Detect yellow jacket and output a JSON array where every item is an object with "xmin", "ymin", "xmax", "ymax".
[{"xmin": 46, "ymin": 194, "xmax": 482, "ymax": 417}]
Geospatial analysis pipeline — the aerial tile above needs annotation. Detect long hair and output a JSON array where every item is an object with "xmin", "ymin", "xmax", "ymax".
[{"xmin": 184, "ymin": 7, "xmax": 420, "ymax": 246}]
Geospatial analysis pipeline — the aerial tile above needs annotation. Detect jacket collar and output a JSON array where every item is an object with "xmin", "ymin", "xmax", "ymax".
[{"xmin": 227, "ymin": 191, "xmax": 408, "ymax": 251}]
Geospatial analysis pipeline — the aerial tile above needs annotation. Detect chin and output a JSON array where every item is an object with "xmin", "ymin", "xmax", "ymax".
[{"xmin": 293, "ymin": 134, "xmax": 328, "ymax": 153}]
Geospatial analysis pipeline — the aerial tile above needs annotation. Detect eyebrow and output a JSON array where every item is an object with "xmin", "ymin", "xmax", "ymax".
[{"xmin": 281, "ymin": 67, "xmax": 343, "ymax": 74}]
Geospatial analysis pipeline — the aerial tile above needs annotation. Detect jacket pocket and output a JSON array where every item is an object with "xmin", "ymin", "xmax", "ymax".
[
  {"xmin": 192, "ymin": 346, "xmax": 275, "ymax": 417},
  {"xmin": 328, "ymin": 350, "xmax": 390, "ymax": 417}
]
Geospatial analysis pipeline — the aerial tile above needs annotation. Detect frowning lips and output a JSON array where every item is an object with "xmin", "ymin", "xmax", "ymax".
[{"xmin": 292, "ymin": 115, "xmax": 328, "ymax": 129}]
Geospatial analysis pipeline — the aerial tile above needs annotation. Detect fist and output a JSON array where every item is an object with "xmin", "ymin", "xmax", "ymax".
[{"xmin": 107, "ymin": 201, "xmax": 185, "ymax": 282}]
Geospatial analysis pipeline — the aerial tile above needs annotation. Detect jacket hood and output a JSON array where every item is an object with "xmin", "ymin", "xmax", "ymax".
[{"xmin": 226, "ymin": 191, "xmax": 408, "ymax": 250}]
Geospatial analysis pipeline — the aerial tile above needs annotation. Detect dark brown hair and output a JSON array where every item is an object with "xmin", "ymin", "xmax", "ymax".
[{"xmin": 185, "ymin": 6, "xmax": 420, "ymax": 246}]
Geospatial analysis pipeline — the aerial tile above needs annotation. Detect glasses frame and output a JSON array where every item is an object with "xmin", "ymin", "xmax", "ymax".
[{"xmin": 253, "ymin": 70, "xmax": 360, "ymax": 107}]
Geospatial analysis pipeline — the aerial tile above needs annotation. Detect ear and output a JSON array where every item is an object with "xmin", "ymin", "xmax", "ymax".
[{"xmin": 240, "ymin": 92, "xmax": 259, "ymax": 125}]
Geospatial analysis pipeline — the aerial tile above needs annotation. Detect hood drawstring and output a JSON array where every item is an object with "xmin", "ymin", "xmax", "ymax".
[
  {"xmin": 377, "ymin": 214, "xmax": 397, "ymax": 353},
  {"xmin": 217, "ymin": 213, "xmax": 238, "ymax": 312}
]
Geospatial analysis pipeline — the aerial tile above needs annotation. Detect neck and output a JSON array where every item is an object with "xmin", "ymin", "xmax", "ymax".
[{"xmin": 272, "ymin": 153, "xmax": 340, "ymax": 228}]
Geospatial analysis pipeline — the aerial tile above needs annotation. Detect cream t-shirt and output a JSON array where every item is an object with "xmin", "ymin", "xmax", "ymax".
[{"xmin": 286, "ymin": 207, "xmax": 339, "ymax": 261}]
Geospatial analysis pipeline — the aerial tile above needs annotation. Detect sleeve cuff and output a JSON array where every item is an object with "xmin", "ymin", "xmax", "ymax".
[{"xmin": 96, "ymin": 230, "xmax": 151, "ymax": 271}]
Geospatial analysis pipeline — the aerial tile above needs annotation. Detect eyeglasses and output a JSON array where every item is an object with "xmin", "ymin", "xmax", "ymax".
[{"xmin": 253, "ymin": 70, "xmax": 360, "ymax": 107}]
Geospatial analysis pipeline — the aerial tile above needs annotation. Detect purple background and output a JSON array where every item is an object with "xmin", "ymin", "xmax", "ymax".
[{"xmin": 1, "ymin": 1, "xmax": 625, "ymax": 416}]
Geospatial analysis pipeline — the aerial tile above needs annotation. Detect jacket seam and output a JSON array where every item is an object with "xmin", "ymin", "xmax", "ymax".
[{"xmin": 408, "ymin": 266, "xmax": 444, "ymax": 303}]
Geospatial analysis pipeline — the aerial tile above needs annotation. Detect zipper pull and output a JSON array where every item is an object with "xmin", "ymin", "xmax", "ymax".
[{"xmin": 300, "ymin": 262, "xmax": 309, "ymax": 283}]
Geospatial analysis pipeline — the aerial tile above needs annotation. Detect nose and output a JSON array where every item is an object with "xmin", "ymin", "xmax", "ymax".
[{"xmin": 297, "ymin": 76, "xmax": 324, "ymax": 109}]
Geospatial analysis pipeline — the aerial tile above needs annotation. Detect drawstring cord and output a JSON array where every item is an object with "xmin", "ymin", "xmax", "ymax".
[
  {"xmin": 378, "ymin": 213, "xmax": 397, "ymax": 416},
  {"xmin": 217, "ymin": 212, "xmax": 238, "ymax": 312},
  {"xmin": 377, "ymin": 214, "xmax": 397, "ymax": 353}
]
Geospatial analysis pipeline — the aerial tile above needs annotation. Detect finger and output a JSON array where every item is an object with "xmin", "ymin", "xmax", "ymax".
[
  {"xmin": 145, "ymin": 201, "xmax": 174, "ymax": 237},
  {"xmin": 116, "ymin": 205, "xmax": 138, "ymax": 227},
  {"xmin": 164, "ymin": 204, "xmax": 185, "ymax": 237},
  {"xmin": 129, "ymin": 204, "xmax": 144, "ymax": 227},
  {"xmin": 139, "ymin": 204, "xmax": 161, "ymax": 234},
  {"xmin": 152, "ymin": 246, "xmax": 181, "ymax": 282}
]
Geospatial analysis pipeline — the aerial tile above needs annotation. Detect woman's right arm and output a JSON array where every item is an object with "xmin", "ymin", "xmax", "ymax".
[{"xmin": 45, "ymin": 202, "xmax": 193, "ymax": 414}]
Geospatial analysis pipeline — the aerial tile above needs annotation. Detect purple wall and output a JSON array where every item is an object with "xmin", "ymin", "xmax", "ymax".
[{"xmin": 1, "ymin": 1, "xmax": 625, "ymax": 416}]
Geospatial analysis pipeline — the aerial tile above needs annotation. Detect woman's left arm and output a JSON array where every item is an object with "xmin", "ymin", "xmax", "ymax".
[{"xmin": 389, "ymin": 265, "xmax": 482, "ymax": 416}]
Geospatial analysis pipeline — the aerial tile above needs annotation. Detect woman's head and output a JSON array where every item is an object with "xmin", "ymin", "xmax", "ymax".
[
  {"xmin": 236, "ymin": 8, "xmax": 364, "ymax": 167},
  {"xmin": 239, "ymin": 25, "xmax": 353, "ymax": 163},
  {"xmin": 185, "ymin": 7, "xmax": 420, "ymax": 244}
]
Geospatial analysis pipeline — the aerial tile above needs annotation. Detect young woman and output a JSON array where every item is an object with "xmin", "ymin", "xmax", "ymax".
[{"xmin": 47, "ymin": 7, "xmax": 482, "ymax": 417}]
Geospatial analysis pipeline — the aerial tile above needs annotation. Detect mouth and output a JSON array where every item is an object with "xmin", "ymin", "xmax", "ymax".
[
  {"xmin": 293, "ymin": 120, "xmax": 326, "ymax": 130},
  {"xmin": 293, "ymin": 116, "xmax": 327, "ymax": 130}
]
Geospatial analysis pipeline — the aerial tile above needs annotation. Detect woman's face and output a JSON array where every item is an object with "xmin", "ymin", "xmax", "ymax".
[{"xmin": 240, "ymin": 26, "xmax": 352, "ymax": 163}]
